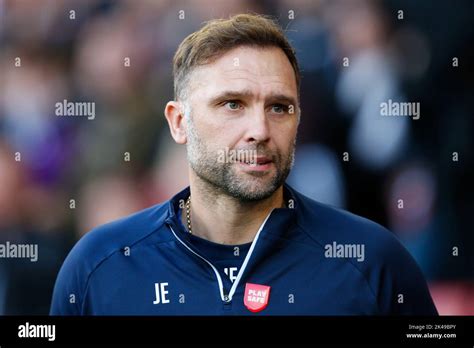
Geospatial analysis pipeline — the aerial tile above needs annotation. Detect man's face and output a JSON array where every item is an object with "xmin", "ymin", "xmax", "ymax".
[{"xmin": 184, "ymin": 46, "xmax": 299, "ymax": 201}]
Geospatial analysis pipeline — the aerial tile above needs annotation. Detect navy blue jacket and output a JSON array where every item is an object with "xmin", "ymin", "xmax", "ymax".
[{"xmin": 50, "ymin": 185, "xmax": 438, "ymax": 315}]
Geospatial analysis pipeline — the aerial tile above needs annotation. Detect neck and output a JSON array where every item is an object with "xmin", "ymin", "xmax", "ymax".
[{"xmin": 183, "ymin": 172, "xmax": 284, "ymax": 245}]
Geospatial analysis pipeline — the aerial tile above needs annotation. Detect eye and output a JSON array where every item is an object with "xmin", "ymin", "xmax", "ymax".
[
  {"xmin": 271, "ymin": 104, "xmax": 287, "ymax": 114},
  {"xmin": 224, "ymin": 101, "xmax": 242, "ymax": 111}
]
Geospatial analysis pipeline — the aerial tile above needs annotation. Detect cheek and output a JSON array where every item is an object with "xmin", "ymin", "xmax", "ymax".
[
  {"xmin": 273, "ymin": 121, "xmax": 298, "ymax": 145},
  {"xmin": 195, "ymin": 113, "xmax": 244, "ymax": 147},
  {"xmin": 190, "ymin": 115, "xmax": 240, "ymax": 150}
]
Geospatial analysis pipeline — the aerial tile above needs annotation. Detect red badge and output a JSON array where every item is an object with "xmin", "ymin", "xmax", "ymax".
[{"xmin": 244, "ymin": 283, "xmax": 271, "ymax": 313}]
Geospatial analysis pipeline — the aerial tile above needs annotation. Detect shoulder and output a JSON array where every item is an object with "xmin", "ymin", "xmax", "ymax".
[
  {"xmin": 290, "ymin": 186, "xmax": 414, "ymax": 267},
  {"xmin": 50, "ymin": 201, "xmax": 171, "ymax": 314},
  {"xmin": 72, "ymin": 201, "xmax": 170, "ymax": 264},
  {"xmin": 289, "ymin": 186, "xmax": 437, "ymax": 314},
  {"xmin": 291, "ymin": 186, "xmax": 396, "ymax": 250},
  {"xmin": 64, "ymin": 201, "xmax": 172, "ymax": 282}
]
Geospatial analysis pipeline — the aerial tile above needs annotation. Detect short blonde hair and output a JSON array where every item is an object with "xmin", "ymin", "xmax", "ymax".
[{"xmin": 173, "ymin": 13, "xmax": 300, "ymax": 100}]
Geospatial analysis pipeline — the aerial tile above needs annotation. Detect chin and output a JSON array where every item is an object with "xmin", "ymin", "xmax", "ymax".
[{"xmin": 226, "ymin": 182, "xmax": 279, "ymax": 202}]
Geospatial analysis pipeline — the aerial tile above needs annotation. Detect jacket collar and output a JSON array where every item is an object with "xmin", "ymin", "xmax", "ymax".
[{"xmin": 164, "ymin": 184, "xmax": 299, "ymax": 300}]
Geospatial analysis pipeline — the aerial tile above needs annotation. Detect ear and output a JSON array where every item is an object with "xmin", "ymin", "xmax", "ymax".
[{"xmin": 164, "ymin": 101, "xmax": 187, "ymax": 144}]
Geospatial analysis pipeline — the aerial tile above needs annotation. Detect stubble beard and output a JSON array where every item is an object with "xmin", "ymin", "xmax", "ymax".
[{"xmin": 186, "ymin": 115, "xmax": 295, "ymax": 202}]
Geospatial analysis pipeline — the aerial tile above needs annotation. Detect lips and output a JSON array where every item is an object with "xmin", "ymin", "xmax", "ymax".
[
  {"xmin": 239, "ymin": 156, "xmax": 272, "ymax": 165},
  {"xmin": 256, "ymin": 157, "xmax": 272, "ymax": 166},
  {"xmin": 255, "ymin": 157, "xmax": 272, "ymax": 165},
  {"xmin": 236, "ymin": 155, "xmax": 274, "ymax": 173}
]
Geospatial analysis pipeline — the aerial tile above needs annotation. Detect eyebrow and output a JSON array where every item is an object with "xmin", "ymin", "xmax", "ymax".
[{"xmin": 208, "ymin": 90, "xmax": 298, "ymax": 107}]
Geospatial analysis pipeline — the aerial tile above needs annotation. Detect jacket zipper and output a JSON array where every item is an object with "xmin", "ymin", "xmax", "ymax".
[{"xmin": 168, "ymin": 211, "xmax": 272, "ymax": 303}]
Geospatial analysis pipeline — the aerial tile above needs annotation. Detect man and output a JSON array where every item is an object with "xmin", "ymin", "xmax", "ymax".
[{"xmin": 51, "ymin": 14, "xmax": 438, "ymax": 315}]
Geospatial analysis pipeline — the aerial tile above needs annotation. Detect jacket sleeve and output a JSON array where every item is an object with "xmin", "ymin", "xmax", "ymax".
[
  {"xmin": 50, "ymin": 238, "xmax": 91, "ymax": 315},
  {"xmin": 372, "ymin": 232, "xmax": 438, "ymax": 315}
]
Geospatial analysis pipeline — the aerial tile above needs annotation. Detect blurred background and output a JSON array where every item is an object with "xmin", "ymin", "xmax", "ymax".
[{"xmin": 0, "ymin": 0, "xmax": 473, "ymax": 315}]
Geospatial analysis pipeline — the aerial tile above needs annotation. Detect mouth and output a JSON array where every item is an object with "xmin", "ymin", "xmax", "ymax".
[{"xmin": 238, "ymin": 157, "xmax": 273, "ymax": 172}]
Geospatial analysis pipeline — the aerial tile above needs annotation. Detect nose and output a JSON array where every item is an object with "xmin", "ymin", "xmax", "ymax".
[{"xmin": 244, "ymin": 107, "xmax": 270, "ymax": 144}]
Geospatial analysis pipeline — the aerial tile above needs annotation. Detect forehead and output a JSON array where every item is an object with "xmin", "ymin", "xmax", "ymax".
[{"xmin": 188, "ymin": 46, "xmax": 298, "ymax": 101}]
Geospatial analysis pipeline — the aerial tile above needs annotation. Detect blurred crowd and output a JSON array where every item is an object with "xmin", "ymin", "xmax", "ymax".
[{"xmin": 0, "ymin": 0, "xmax": 473, "ymax": 314}]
